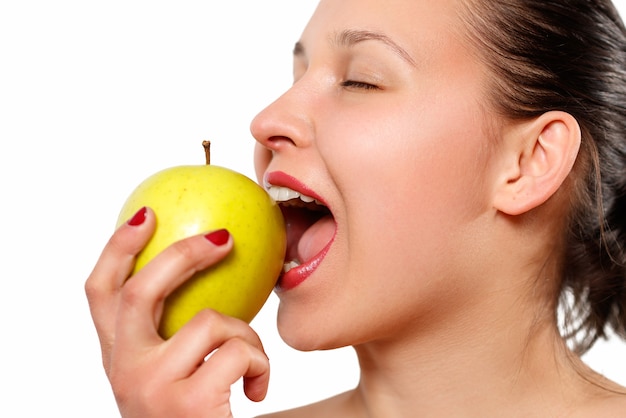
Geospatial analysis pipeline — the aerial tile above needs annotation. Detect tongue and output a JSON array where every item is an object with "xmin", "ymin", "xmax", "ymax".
[
  {"xmin": 297, "ymin": 214, "xmax": 335, "ymax": 262},
  {"xmin": 281, "ymin": 206, "xmax": 336, "ymax": 264}
]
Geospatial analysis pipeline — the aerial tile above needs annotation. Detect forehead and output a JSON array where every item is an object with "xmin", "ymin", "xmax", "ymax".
[
  {"xmin": 296, "ymin": 1, "xmax": 480, "ymax": 76},
  {"xmin": 299, "ymin": 0, "xmax": 473, "ymax": 67},
  {"xmin": 305, "ymin": 0, "xmax": 466, "ymax": 44}
]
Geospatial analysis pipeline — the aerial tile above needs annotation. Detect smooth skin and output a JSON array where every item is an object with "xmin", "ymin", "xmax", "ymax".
[{"xmin": 86, "ymin": 0, "xmax": 626, "ymax": 416}]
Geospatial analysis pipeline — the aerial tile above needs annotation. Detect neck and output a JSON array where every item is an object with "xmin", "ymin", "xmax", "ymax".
[{"xmin": 350, "ymin": 288, "xmax": 602, "ymax": 417}]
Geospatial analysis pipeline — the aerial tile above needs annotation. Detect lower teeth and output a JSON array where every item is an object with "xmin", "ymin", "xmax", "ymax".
[{"xmin": 283, "ymin": 260, "xmax": 301, "ymax": 273}]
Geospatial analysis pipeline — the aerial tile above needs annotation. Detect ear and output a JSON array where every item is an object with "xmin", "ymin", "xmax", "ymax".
[{"xmin": 493, "ymin": 111, "xmax": 581, "ymax": 216}]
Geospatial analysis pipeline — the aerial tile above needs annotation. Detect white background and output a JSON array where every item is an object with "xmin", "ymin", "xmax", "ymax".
[{"xmin": 1, "ymin": 1, "xmax": 625, "ymax": 417}]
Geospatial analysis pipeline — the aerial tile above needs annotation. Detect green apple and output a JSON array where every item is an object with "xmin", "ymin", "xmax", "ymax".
[{"xmin": 116, "ymin": 141, "xmax": 286, "ymax": 339}]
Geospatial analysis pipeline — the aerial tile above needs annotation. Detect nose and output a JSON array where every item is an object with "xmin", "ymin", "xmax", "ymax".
[{"xmin": 250, "ymin": 83, "xmax": 315, "ymax": 154}]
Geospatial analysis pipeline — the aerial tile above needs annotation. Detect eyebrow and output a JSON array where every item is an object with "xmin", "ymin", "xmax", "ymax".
[{"xmin": 293, "ymin": 29, "xmax": 417, "ymax": 67}]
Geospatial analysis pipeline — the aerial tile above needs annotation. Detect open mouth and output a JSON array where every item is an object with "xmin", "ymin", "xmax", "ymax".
[{"xmin": 266, "ymin": 181, "xmax": 336, "ymax": 288}]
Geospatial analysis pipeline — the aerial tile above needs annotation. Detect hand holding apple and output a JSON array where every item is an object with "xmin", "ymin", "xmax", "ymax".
[{"xmin": 116, "ymin": 141, "xmax": 286, "ymax": 338}]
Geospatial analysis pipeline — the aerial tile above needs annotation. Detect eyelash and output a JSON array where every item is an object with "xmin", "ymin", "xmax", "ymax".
[{"xmin": 340, "ymin": 80, "xmax": 380, "ymax": 90}]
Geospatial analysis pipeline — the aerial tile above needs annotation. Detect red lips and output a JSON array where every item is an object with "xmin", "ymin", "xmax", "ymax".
[{"xmin": 265, "ymin": 171, "xmax": 337, "ymax": 290}]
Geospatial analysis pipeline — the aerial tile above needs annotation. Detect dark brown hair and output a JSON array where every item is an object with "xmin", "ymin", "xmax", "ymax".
[{"xmin": 461, "ymin": 0, "xmax": 626, "ymax": 354}]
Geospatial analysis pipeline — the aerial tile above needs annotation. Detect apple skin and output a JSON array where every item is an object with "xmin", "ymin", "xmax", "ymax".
[{"xmin": 116, "ymin": 164, "xmax": 286, "ymax": 339}]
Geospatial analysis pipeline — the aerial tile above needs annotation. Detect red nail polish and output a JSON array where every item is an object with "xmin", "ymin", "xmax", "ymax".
[
  {"xmin": 127, "ymin": 207, "xmax": 147, "ymax": 226},
  {"xmin": 205, "ymin": 229, "xmax": 230, "ymax": 246}
]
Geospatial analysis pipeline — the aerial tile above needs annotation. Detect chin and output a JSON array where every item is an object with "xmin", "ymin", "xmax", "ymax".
[{"xmin": 276, "ymin": 307, "xmax": 350, "ymax": 352}]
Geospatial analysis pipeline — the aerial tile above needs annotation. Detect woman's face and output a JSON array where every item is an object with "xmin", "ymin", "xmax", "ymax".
[{"xmin": 251, "ymin": 0, "xmax": 499, "ymax": 350}]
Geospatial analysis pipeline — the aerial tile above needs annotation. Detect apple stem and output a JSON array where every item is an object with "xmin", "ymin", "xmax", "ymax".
[{"xmin": 202, "ymin": 140, "xmax": 211, "ymax": 165}]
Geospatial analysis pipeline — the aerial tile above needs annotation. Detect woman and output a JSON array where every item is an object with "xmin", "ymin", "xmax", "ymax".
[{"xmin": 86, "ymin": 0, "xmax": 626, "ymax": 416}]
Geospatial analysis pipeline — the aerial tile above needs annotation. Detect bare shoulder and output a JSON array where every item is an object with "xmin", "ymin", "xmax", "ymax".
[
  {"xmin": 590, "ymin": 393, "xmax": 626, "ymax": 416},
  {"xmin": 255, "ymin": 390, "xmax": 358, "ymax": 418},
  {"xmin": 572, "ymin": 385, "xmax": 626, "ymax": 418},
  {"xmin": 254, "ymin": 385, "xmax": 626, "ymax": 417}
]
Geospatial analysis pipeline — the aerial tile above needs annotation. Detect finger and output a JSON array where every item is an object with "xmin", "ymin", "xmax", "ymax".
[
  {"xmin": 86, "ymin": 207, "xmax": 155, "ymax": 295},
  {"xmin": 116, "ymin": 230, "xmax": 233, "ymax": 345},
  {"xmin": 159, "ymin": 309, "xmax": 265, "ymax": 379},
  {"xmin": 84, "ymin": 207, "xmax": 155, "ymax": 362},
  {"xmin": 191, "ymin": 337, "xmax": 270, "ymax": 402}
]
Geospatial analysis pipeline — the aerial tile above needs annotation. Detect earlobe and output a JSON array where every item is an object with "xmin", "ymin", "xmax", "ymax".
[{"xmin": 493, "ymin": 111, "xmax": 581, "ymax": 216}]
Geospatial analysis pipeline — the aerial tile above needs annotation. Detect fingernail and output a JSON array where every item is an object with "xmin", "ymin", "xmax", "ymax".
[
  {"xmin": 205, "ymin": 229, "xmax": 230, "ymax": 246},
  {"xmin": 127, "ymin": 207, "xmax": 147, "ymax": 226}
]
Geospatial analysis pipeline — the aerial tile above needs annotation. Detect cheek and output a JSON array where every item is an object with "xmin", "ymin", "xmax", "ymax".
[
  {"xmin": 327, "ymin": 103, "xmax": 491, "ymax": 220},
  {"xmin": 326, "ymin": 103, "xmax": 493, "ymax": 273}
]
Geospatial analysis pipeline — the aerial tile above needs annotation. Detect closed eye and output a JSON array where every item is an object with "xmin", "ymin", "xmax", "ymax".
[{"xmin": 340, "ymin": 80, "xmax": 380, "ymax": 90}]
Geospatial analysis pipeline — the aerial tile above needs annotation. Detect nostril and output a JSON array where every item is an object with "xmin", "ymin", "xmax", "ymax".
[
  {"xmin": 250, "ymin": 111, "xmax": 297, "ymax": 151},
  {"xmin": 267, "ymin": 135, "xmax": 297, "ymax": 150}
]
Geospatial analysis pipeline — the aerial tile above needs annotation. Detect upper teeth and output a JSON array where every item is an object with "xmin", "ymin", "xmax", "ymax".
[{"xmin": 267, "ymin": 186, "xmax": 317, "ymax": 204}]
